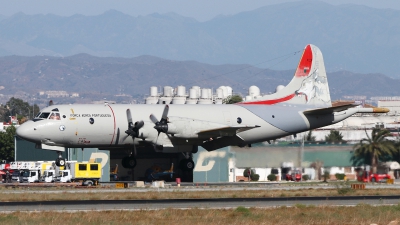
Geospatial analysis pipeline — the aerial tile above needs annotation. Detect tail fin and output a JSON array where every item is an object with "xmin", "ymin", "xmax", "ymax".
[{"xmin": 242, "ymin": 44, "xmax": 331, "ymax": 108}]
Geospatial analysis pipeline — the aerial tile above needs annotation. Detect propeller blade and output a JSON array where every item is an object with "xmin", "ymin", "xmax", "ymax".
[
  {"xmin": 135, "ymin": 120, "xmax": 144, "ymax": 129},
  {"xmin": 150, "ymin": 114, "xmax": 158, "ymax": 124},
  {"xmin": 126, "ymin": 109, "xmax": 133, "ymax": 128},
  {"xmin": 161, "ymin": 105, "xmax": 169, "ymax": 121}
]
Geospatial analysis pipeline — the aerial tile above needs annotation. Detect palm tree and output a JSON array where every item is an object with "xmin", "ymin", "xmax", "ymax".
[
  {"xmin": 310, "ymin": 160, "xmax": 323, "ymax": 180},
  {"xmin": 353, "ymin": 128, "xmax": 396, "ymax": 174}
]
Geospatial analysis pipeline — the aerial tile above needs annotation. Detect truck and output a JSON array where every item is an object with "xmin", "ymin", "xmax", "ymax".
[
  {"xmin": 40, "ymin": 169, "xmax": 57, "ymax": 183},
  {"xmin": 22, "ymin": 162, "xmax": 54, "ymax": 183},
  {"xmin": 357, "ymin": 170, "xmax": 391, "ymax": 183},
  {"xmin": 11, "ymin": 170, "xmax": 23, "ymax": 183},
  {"xmin": 0, "ymin": 160, "xmax": 12, "ymax": 183},
  {"xmin": 56, "ymin": 162, "xmax": 101, "ymax": 186}
]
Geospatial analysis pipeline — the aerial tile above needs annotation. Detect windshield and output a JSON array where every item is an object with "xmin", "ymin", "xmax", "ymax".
[
  {"xmin": 34, "ymin": 111, "xmax": 61, "ymax": 121},
  {"xmin": 22, "ymin": 171, "xmax": 30, "ymax": 177}
]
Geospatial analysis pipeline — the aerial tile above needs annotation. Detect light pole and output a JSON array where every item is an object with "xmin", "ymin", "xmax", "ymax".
[{"xmin": 26, "ymin": 106, "xmax": 30, "ymax": 119}]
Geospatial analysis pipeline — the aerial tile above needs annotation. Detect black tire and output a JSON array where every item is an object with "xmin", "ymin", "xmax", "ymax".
[
  {"xmin": 55, "ymin": 158, "xmax": 65, "ymax": 167},
  {"xmin": 122, "ymin": 156, "xmax": 136, "ymax": 169},
  {"xmin": 128, "ymin": 157, "xmax": 137, "ymax": 168},
  {"xmin": 371, "ymin": 177, "xmax": 376, "ymax": 182},
  {"xmin": 121, "ymin": 156, "xmax": 130, "ymax": 168},
  {"xmin": 180, "ymin": 159, "xmax": 195, "ymax": 171},
  {"xmin": 59, "ymin": 159, "xmax": 65, "ymax": 166}
]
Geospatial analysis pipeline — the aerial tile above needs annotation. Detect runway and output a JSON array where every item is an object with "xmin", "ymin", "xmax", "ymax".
[{"xmin": 1, "ymin": 195, "xmax": 400, "ymax": 212}]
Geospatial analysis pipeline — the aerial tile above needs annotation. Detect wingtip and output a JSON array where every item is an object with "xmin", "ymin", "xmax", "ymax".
[{"xmin": 373, "ymin": 107, "xmax": 390, "ymax": 113}]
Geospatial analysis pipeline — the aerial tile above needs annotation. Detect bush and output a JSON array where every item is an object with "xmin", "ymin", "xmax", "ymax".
[
  {"xmin": 335, "ymin": 173, "xmax": 346, "ymax": 180},
  {"xmin": 243, "ymin": 168, "xmax": 255, "ymax": 178},
  {"xmin": 302, "ymin": 174, "xmax": 310, "ymax": 181},
  {"xmin": 250, "ymin": 173, "xmax": 260, "ymax": 181},
  {"xmin": 267, "ymin": 174, "xmax": 277, "ymax": 181},
  {"xmin": 335, "ymin": 181, "xmax": 354, "ymax": 195}
]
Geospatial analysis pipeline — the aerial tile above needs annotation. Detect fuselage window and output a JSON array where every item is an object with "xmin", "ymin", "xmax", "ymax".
[{"xmin": 49, "ymin": 112, "xmax": 61, "ymax": 120}]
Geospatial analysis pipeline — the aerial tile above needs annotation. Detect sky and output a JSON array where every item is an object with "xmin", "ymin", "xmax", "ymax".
[{"xmin": 1, "ymin": 0, "xmax": 400, "ymax": 21}]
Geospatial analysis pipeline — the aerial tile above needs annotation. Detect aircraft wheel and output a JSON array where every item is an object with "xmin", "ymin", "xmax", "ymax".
[
  {"xmin": 55, "ymin": 158, "xmax": 65, "ymax": 167},
  {"xmin": 128, "ymin": 157, "xmax": 137, "ymax": 168},
  {"xmin": 122, "ymin": 156, "xmax": 136, "ymax": 169},
  {"xmin": 180, "ymin": 159, "xmax": 195, "ymax": 171},
  {"xmin": 121, "ymin": 157, "xmax": 130, "ymax": 168},
  {"xmin": 59, "ymin": 158, "xmax": 65, "ymax": 166}
]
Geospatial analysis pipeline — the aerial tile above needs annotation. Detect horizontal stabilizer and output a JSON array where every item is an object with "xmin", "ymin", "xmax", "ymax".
[
  {"xmin": 303, "ymin": 103, "xmax": 358, "ymax": 115},
  {"xmin": 198, "ymin": 125, "xmax": 260, "ymax": 137}
]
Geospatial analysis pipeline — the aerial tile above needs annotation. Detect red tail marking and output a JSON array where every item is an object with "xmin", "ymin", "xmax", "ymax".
[
  {"xmin": 295, "ymin": 45, "xmax": 313, "ymax": 77},
  {"xmin": 240, "ymin": 93, "xmax": 296, "ymax": 105}
]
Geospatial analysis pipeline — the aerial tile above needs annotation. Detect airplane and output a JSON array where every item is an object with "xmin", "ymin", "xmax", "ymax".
[{"xmin": 16, "ymin": 44, "xmax": 389, "ymax": 170}]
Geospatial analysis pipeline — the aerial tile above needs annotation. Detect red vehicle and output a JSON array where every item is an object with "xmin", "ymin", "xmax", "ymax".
[
  {"xmin": 0, "ymin": 161, "xmax": 13, "ymax": 183},
  {"xmin": 357, "ymin": 170, "xmax": 391, "ymax": 182},
  {"xmin": 285, "ymin": 170, "xmax": 302, "ymax": 182}
]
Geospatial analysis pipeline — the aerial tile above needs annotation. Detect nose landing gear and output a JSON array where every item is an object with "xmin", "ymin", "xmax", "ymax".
[{"xmin": 55, "ymin": 151, "xmax": 66, "ymax": 167}]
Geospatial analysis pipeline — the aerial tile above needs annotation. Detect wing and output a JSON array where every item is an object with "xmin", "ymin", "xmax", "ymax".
[
  {"xmin": 303, "ymin": 103, "xmax": 358, "ymax": 115},
  {"xmin": 197, "ymin": 125, "xmax": 260, "ymax": 137}
]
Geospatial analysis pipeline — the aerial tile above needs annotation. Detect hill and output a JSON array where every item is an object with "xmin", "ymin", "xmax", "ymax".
[
  {"xmin": 0, "ymin": 54, "xmax": 399, "ymax": 107},
  {"xmin": 0, "ymin": 1, "xmax": 399, "ymax": 76}
]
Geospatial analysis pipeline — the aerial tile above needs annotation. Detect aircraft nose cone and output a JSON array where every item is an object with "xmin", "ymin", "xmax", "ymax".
[{"xmin": 16, "ymin": 121, "xmax": 36, "ymax": 142}]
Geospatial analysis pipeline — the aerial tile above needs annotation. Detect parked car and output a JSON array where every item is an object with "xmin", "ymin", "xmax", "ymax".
[
  {"xmin": 285, "ymin": 170, "xmax": 302, "ymax": 182},
  {"xmin": 357, "ymin": 170, "xmax": 391, "ymax": 182}
]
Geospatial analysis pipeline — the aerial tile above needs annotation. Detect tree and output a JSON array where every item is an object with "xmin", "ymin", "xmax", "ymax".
[
  {"xmin": 305, "ymin": 130, "xmax": 316, "ymax": 142},
  {"xmin": 310, "ymin": 160, "xmax": 324, "ymax": 180},
  {"xmin": 223, "ymin": 95, "xmax": 243, "ymax": 104},
  {"xmin": 352, "ymin": 128, "xmax": 397, "ymax": 174},
  {"xmin": 1, "ymin": 97, "xmax": 39, "ymax": 123},
  {"xmin": 325, "ymin": 130, "xmax": 344, "ymax": 142},
  {"xmin": 0, "ymin": 126, "xmax": 16, "ymax": 161}
]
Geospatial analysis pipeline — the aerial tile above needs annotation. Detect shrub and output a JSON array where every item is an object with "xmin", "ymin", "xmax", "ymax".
[
  {"xmin": 267, "ymin": 174, "xmax": 277, "ymax": 181},
  {"xmin": 302, "ymin": 174, "xmax": 310, "ymax": 181},
  {"xmin": 335, "ymin": 181, "xmax": 354, "ymax": 195},
  {"xmin": 335, "ymin": 173, "xmax": 346, "ymax": 180},
  {"xmin": 250, "ymin": 173, "xmax": 260, "ymax": 181},
  {"xmin": 271, "ymin": 168, "xmax": 279, "ymax": 174},
  {"xmin": 243, "ymin": 168, "xmax": 255, "ymax": 178}
]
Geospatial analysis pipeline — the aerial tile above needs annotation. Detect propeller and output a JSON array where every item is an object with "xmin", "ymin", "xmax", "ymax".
[
  {"xmin": 150, "ymin": 105, "xmax": 169, "ymax": 135},
  {"xmin": 124, "ymin": 109, "xmax": 144, "ymax": 152}
]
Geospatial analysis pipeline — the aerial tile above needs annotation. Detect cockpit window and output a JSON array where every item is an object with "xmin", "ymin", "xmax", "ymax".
[
  {"xmin": 49, "ymin": 112, "xmax": 61, "ymax": 120},
  {"xmin": 52, "ymin": 108, "xmax": 59, "ymax": 112},
  {"xmin": 38, "ymin": 112, "xmax": 50, "ymax": 119}
]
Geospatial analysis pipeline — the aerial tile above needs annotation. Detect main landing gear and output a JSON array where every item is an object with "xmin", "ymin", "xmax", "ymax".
[
  {"xmin": 179, "ymin": 152, "xmax": 195, "ymax": 172},
  {"xmin": 122, "ymin": 154, "xmax": 137, "ymax": 169}
]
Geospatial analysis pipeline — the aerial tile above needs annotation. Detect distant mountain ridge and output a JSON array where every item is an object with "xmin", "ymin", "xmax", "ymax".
[
  {"xmin": 0, "ymin": 54, "xmax": 399, "ymax": 103},
  {"xmin": 0, "ymin": 1, "xmax": 400, "ymax": 77}
]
